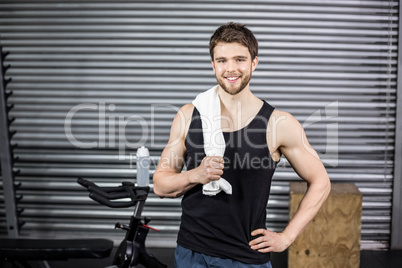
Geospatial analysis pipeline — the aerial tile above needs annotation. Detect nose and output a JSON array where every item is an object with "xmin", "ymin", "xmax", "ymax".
[{"xmin": 226, "ymin": 60, "xmax": 236, "ymax": 72}]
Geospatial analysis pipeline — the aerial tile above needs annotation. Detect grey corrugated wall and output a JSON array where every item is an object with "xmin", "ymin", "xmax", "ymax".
[{"xmin": 0, "ymin": 0, "xmax": 398, "ymax": 249}]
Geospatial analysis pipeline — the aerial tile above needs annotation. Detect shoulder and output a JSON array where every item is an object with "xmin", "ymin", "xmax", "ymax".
[
  {"xmin": 180, "ymin": 103, "xmax": 194, "ymax": 117},
  {"xmin": 175, "ymin": 103, "xmax": 194, "ymax": 125},
  {"xmin": 169, "ymin": 103, "xmax": 194, "ymax": 140},
  {"xmin": 269, "ymin": 109, "xmax": 304, "ymax": 146},
  {"xmin": 269, "ymin": 109, "xmax": 300, "ymax": 128}
]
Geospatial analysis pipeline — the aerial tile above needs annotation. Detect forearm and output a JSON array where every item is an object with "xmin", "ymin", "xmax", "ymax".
[
  {"xmin": 153, "ymin": 169, "xmax": 198, "ymax": 198},
  {"xmin": 283, "ymin": 178, "xmax": 331, "ymax": 243},
  {"xmin": 154, "ymin": 155, "xmax": 224, "ymax": 198}
]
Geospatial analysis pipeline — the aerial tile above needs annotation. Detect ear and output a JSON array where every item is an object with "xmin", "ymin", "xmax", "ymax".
[
  {"xmin": 211, "ymin": 60, "xmax": 216, "ymax": 72},
  {"xmin": 251, "ymin": 56, "xmax": 258, "ymax": 72}
]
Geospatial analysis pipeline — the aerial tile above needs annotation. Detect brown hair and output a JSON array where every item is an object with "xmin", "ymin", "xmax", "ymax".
[{"xmin": 209, "ymin": 22, "xmax": 258, "ymax": 60}]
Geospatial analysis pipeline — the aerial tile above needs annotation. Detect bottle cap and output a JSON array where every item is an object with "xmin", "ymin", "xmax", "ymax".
[{"xmin": 136, "ymin": 146, "xmax": 149, "ymax": 157}]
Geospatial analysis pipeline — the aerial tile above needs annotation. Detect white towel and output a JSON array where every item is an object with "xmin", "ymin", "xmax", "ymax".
[{"xmin": 192, "ymin": 85, "xmax": 232, "ymax": 196}]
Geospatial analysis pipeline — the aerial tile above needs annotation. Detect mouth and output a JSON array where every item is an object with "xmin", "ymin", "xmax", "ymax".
[{"xmin": 225, "ymin": 76, "xmax": 240, "ymax": 83}]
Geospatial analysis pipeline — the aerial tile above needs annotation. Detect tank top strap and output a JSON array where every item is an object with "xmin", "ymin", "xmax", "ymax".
[
  {"xmin": 246, "ymin": 100, "xmax": 275, "ymax": 131},
  {"xmin": 259, "ymin": 100, "xmax": 275, "ymax": 122}
]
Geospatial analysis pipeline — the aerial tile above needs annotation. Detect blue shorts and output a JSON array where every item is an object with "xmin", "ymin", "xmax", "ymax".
[{"xmin": 174, "ymin": 244, "xmax": 272, "ymax": 268}]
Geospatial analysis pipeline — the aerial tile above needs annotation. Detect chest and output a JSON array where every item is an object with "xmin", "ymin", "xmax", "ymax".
[{"xmin": 220, "ymin": 103, "xmax": 264, "ymax": 132}]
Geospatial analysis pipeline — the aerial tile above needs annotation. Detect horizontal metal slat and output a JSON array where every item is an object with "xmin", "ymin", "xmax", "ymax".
[
  {"xmin": 6, "ymin": 69, "xmax": 399, "ymax": 81},
  {"xmin": 4, "ymin": 46, "xmax": 398, "ymax": 58},
  {"xmin": 1, "ymin": 19, "xmax": 397, "ymax": 31},
  {"xmin": 2, "ymin": 33, "xmax": 399, "ymax": 44},
  {"xmin": 0, "ymin": 1, "xmax": 397, "ymax": 11},
  {"xmin": 0, "ymin": 0, "xmax": 396, "ymax": 8},
  {"xmin": 0, "ymin": 9, "xmax": 397, "ymax": 22}
]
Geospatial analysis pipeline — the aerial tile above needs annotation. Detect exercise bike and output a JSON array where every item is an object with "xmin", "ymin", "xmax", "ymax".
[
  {"xmin": 77, "ymin": 177, "xmax": 167, "ymax": 268},
  {"xmin": 0, "ymin": 178, "xmax": 167, "ymax": 268}
]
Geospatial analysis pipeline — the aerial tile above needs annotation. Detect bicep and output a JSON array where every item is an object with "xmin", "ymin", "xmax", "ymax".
[
  {"xmin": 156, "ymin": 105, "xmax": 192, "ymax": 174},
  {"xmin": 278, "ymin": 113, "xmax": 327, "ymax": 184},
  {"xmin": 157, "ymin": 137, "xmax": 186, "ymax": 174}
]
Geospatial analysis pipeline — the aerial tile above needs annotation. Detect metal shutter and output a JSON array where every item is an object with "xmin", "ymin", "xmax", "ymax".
[{"xmin": 0, "ymin": 0, "xmax": 398, "ymax": 250}]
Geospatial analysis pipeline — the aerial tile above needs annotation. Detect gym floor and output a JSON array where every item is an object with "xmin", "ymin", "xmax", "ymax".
[{"xmin": 3, "ymin": 248, "xmax": 401, "ymax": 268}]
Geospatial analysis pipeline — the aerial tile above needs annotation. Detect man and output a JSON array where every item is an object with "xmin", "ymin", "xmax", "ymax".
[{"xmin": 153, "ymin": 22, "xmax": 331, "ymax": 267}]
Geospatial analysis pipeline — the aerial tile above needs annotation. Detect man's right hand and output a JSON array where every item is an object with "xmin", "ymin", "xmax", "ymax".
[{"xmin": 192, "ymin": 156, "xmax": 225, "ymax": 185}]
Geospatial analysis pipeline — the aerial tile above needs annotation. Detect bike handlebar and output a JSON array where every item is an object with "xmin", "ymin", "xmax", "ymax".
[
  {"xmin": 77, "ymin": 177, "xmax": 92, "ymax": 188},
  {"xmin": 77, "ymin": 178, "xmax": 149, "ymax": 208}
]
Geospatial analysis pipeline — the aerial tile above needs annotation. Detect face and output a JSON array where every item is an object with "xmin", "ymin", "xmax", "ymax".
[{"xmin": 211, "ymin": 42, "xmax": 258, "ymax": 95}]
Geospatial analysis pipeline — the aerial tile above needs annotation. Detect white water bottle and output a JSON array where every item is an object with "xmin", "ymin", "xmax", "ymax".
[{"xmin": 136, "ymin": 146, "xmax": 150, "ymax": 186}]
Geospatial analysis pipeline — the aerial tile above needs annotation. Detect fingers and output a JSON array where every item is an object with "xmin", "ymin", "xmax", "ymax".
[
  {"xmin": 251, "ymin": 229, "xmax": 265, "ymax": 237},
  {"xmin": 251, "ymin": 242, "xmax": 273, "ymax": 253},
  {"xmin": 204, "ymin": 156, "xmax": 224, "ymax": 169},
  {"xmin": 249, "ymin": 237, "xmax": 273, "ymax": 252},
  {"xmin": 256, "ymin": 246, "xmax": 273, "ymax": 253},
  {"xmin": 249, "ymin": 229, "xmax": 277, "ymax": 253},
  {"xmin": 204, "ymin": 156, "xmax": 224, "ymax": 178},
  {"xmin": 249, "ymin": 229, "xmax": 266, "ymax": 247},
  {"xmin": 196, "ymin": 156, "xmax": 225, "ymax": 184}
]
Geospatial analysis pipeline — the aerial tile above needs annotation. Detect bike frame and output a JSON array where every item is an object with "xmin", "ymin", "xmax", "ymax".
[{"xmin": 78, "ymin": 178, "xmax": 167, "ymax": 268}]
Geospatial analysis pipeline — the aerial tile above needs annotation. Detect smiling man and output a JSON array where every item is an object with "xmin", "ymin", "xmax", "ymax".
[{"xmin": 153, "ymin": 22, "xmax": 331, "ymax": 268}]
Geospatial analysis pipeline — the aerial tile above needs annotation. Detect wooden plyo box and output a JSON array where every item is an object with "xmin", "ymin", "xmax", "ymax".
[{"xmin": 288, "ymin": 182, "xmax": 362, "ymax": 268}]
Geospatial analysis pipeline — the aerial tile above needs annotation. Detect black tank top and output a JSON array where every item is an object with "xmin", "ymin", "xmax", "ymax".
[{"xmin": 177, "ymin": 101, "xmax": 277, "ymax": 264}]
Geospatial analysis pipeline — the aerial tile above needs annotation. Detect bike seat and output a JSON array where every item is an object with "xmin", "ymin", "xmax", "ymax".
[{"xmin": 0, "ymin": 238, "xmax": 113, "ymax": 260}]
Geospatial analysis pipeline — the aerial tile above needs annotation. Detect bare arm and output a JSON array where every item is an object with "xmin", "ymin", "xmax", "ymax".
[
  {"xmin": 153, "ymin": 104, "xmax": 224, "ymax": 198},
  {"xmin": 250, "ymin": 110, "xmax": 331, "ymax": 252}
]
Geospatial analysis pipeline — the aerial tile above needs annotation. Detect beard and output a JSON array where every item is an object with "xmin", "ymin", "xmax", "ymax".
[{"xmin": 217, "ymin": 70, "xmax": 252, "ymax": 96}]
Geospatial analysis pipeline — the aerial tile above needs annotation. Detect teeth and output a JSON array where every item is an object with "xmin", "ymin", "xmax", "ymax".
[{"xmin": 227, "ymin": 77, "xmax": 239, "ymax": 81}]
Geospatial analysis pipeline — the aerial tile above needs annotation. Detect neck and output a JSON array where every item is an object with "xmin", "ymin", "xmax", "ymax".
[
  {"xmin": 218, "ymin": 85, "xmax": 255, "ymax": 111},
  {"xmin": 217, "ymin": 84, "xmax": 263, "ymax": 132}
]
